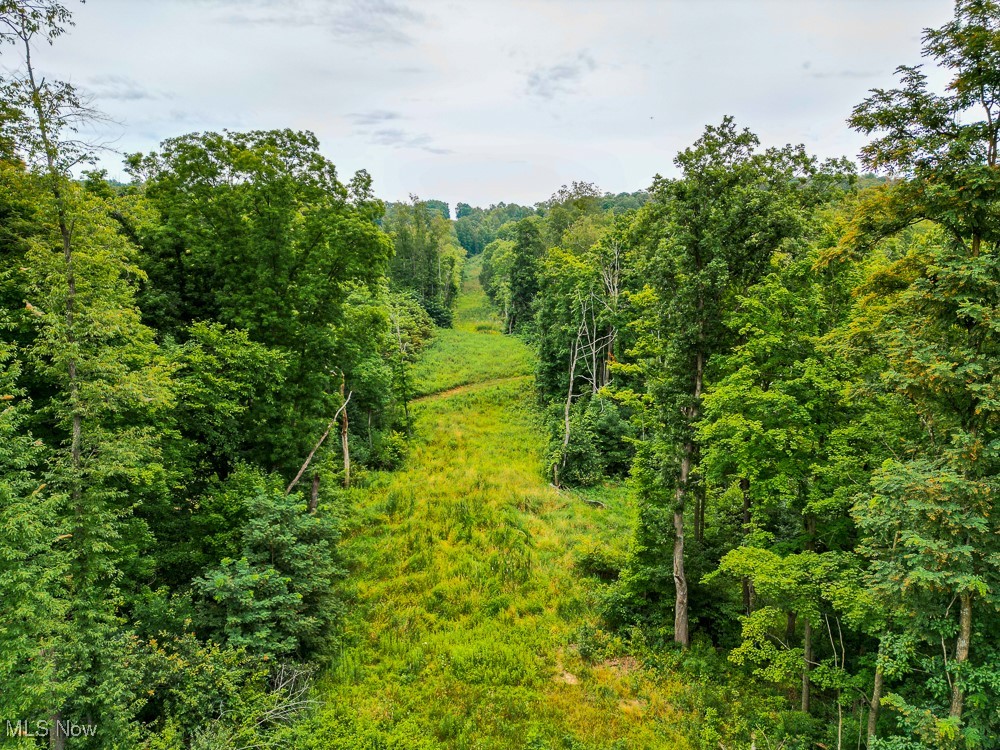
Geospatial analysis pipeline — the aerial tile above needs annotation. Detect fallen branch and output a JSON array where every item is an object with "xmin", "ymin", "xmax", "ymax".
[
  {"xmin": 548, "ymin": 484, "xmax": 606, "ymax": 508},
  {"xmin": 285, "ymin": 391, "xmax": 352, "ymax": 495}
]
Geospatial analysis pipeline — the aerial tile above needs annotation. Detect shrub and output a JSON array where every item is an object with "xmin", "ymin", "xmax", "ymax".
[{"xmin": 193, "ymin": 468, "xmax": 345, "ymax": 660}]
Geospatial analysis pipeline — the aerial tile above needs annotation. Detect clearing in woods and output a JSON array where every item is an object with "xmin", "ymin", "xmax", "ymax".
[{"xmin": 303, "ymin": 257, "xmax": 696, "ymax": 748}]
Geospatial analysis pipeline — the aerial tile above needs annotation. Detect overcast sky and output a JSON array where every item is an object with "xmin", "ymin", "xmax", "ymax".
[{"xmin": 19, "ymin": 0, "xmax": 956, "ymax": 210}]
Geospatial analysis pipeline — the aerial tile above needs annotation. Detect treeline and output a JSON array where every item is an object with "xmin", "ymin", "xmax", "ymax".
[
  {"xmin": 452, "ymin": 186, "xmax": 647, "ymax": 258},
  {"xmin": 383, "ymin": 197, "xmax": 466, "ymax": 326},
  {"xmin": 0, "ymin": 3, "xmax": 462, "ymax": 747},
  {"xmin": 479, "ymin": 3, "xmax": 1000, "ymax": 747}
]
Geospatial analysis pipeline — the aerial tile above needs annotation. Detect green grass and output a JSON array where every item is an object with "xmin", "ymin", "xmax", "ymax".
[
  {"xmin": 410, "ymin": 256, "xmax": 533, "ymax": 398},
  {"xmin": 298, "ymin": 260, "xmax": 698, "ymax": 749}
]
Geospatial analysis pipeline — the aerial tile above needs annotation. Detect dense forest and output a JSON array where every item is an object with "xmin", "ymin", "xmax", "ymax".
[{"xmin": 1, "ymin": 1, "xmax": 999, "ymax": 748}]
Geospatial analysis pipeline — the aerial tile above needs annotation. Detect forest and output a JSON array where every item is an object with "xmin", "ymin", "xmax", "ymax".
[{"xmin": 0, "ymin": 1, "xmax": 998, "ymax": 748}]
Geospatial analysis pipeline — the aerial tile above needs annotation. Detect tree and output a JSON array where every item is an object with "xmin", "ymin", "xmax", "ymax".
[
  {"xmin": 131, "ymin": 130, "xmax": 392, "ymax": 475},
  {"xmin": 847, "ymin": 0, "xmax": 1000, "ymax": 739},
  {"xmin": 508, "ymin": 218, "xmax": 545, "ymax": 333},
  {"xmin": 0, "ymin": 281, "xmax": 68, "ymax": 725},
  {"xmin": 628, "ymin": 118, "xmax": 817, "ymax": 646},
  {"xmin": 193, "ymin": 468, "xmax": 344, "ymax": 660},
  {"xmin": 384, "ymin": 196, "xmax": 465, "ymax": 326},
  {"xmin": 3, "ymin": 3, "xmax": 178, "ymax": 742}
]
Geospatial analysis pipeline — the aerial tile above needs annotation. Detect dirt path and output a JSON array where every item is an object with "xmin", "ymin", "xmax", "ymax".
[{"xmin": 410, "ymin": 374, "xmax": 532, "ymax": 403}]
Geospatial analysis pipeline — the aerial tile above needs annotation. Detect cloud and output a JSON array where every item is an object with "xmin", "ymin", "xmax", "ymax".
[
  {"xmin": 347, "ymin": 111, "xmax": 450, "ymax": 154},
  {"xmin": 86, "ymin": 74, "xmax": 167, "ymax": 102},
  {"xmin": 347, "ymin": 110, "xmax": 402, "ymax": 126},
  {"xmin": 526, "ymin": 51, "xmax": 597, "ymax": 99},
  {"xmin": 331, "ymin": 0, "xmax": 425, "ymax": 45},
  {"xmin": 369, "ymin": 127, "xmax": 452, "ymax": 155},
  {"xmin": 215, "ymin": 0, "xmax": 425, "ymax": 45},
  {"xmin": 808, "ymin": 69, "xmax": 879, "ymax": 80}
]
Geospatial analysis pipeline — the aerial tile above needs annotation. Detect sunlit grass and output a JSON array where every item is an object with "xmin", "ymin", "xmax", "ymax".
[{"xmin": 411, "ymin": 257, "xmax": 533, "ymax": 398}]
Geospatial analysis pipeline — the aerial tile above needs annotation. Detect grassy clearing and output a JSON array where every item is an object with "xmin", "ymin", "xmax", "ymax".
[
  {"xmin": 410, "ymin": 256, "xmax": 533, "ymax": 398},
  {"xmin": 298, "ymin": 261, "xmax": 698, "ymax": 749}
]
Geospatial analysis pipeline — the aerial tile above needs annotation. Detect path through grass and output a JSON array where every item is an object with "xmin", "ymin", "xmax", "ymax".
[{"xmin": 301, "ymin": 259, "xmax": 695, "ymax": 749}]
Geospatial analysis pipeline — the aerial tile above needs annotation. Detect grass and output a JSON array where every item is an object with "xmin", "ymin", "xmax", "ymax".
[
  {"xmin": 298, "ymin": 259, "xmax": 700, "ymax": 749},
  {"xmin": 410, "ymin": 256, "xmax": 533, "ymax": 398}
]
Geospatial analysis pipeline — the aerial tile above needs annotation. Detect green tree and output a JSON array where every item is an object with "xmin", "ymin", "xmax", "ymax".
[
  {"xmin": 508, "ymin": 218, "xmax": 545, "ymax": 333},
  {"xmin": 193, "ymin": 468, "xmax": 344, "ymax": 659},
  {"xmin": 627, "ymin": 118, "xmax": 817, "ymax": 646},
  {"xmin": 3, "ymin": 3, "xmax": 178, "ymax": 741},
  {"xmin": 384, "ymin": 196, "xmax": 465, "ymax": 326},
  {"xmin": 0, "ymin": 289, "xmax": 68, "ymax": 724},
  {"xmin": 846, "ymin": 1, "xmax": 1000, "ymax": 740},
  {"xmin": 131, "ymin": 130, "xmax": 392, "ymax": 475}
]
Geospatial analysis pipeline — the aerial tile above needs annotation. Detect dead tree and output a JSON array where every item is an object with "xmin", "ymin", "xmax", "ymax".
[{"xmin": 340, "ymin": 372, "xmax": 350, "ymax": 488}]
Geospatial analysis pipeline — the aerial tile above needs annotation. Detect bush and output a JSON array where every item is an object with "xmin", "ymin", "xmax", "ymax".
[
  {"xmin": 575, "ymin": 543, "xmax": 625, "ymax": 581},
  {"xmin": 368, "ymin": 429, "xmax": 409, "ymax": 471},
  {"xmin": 549, "ymin": 396, "xmax": 634, "ymax": 487},
  {"xmin": 420, "ymin": 296, "xmax": 454, "ymax": 327},
  {"xmin": 136, "ymin": 633, "xmax": 314, "ymax": 749},
  {"xmin": 193, "ymin": 468, "xmax": 345, "ymax": 659}
]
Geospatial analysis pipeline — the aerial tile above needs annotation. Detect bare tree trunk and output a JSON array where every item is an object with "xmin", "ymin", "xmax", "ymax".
[
  {"xmin": 309, "ymin": 473, "xmax": 319, "ymax": 514},
  {"xmin": 867, "ymin": 658, "xmax": 884, "ymax": 741},
  {"xmin": 802, "ymin": 619, "xmax": 812, "ymax": 713},
  {"xmin": 340, "ymin": 374, "xmax": 350, "ymax": 488},
  {"xmin": 950, "ymin": 592, "xmax": 973, "ymax": 719},
  {"xmin": 673, "ymin": 342, "xmax": 703, "ymax": 648},
  {"xmin": 556, "ymin": 319, "xmax": 584, "ymax": 487},
  {"xmin": 672, "ymin": 502, "xmax": 689, "ymax": 647},
  {"xmin": 286, "ymin": 392, "xmax": 351, "ymax": 495},
  {"xmin": 673, "ymin": 440, "xmax": 692, "ymax": 648}
]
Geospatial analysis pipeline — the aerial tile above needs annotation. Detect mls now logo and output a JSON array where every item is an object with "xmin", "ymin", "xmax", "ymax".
[{"xmin": 6, "ymin": 720, "xmax": 97, "ymax": 738}]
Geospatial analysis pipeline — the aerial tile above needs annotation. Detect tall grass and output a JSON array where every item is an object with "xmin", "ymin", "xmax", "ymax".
[
  {"xmin": 296, "ymin": 261, "xmax": 698, "ymax": 749},
  {"xmin": 410, "ymin": 256, "xmax": 533, "ymax": 398}
]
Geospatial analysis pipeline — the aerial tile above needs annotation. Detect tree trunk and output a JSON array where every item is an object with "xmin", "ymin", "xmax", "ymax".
[
  {"xmin": 802, "ymin": 619, "xmax": 812, "ymax": 713},
  {"xmin": 949, "ymin": 592, "xmax": 973, "ymax": 719},
  {"xmin": 786, "ymin": 611, "xmax": 797, "ymax": 645},
  {"xmin": 50, "ymin": 711, "xmax": 65, "ymax": 750},
  {"xmin": 673, "ymin": 343, "xmax": 703, "ymax": 648},
  {"xmin": 557, "ymin": 327, "xmax": 581, "ymax": 487},
  {"xmin": 25, "ymin": 27, "xmax": 81, "ymax": 745},
  {"xmin": 309, "ymin": 473, "xmax": 319, "ymax": 514},
  {"xmin": 673, "ymin": 440, "xmax": 693, "ymax": 647},
  {"xmin": 867, "ymin": 658, "xmax": 884, "ymax": 741},
  {"xmin": 672, "ymin": 502, "xmax": 689, "ymax": 647},
  {"xmin": 24, "ymin": 21, "xmax": 82, "ymax": 513},
  {"xmin": 694, "ymin": 482, "xmax": 705, "ymax": 543},
  {"xmin": 340, "ymin": 375, "xmax": 350, "ymax": 488}
]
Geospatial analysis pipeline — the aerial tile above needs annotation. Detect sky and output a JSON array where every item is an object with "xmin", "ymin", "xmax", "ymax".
[{"xmin": 11, "ymin": 0, "xmax": 957, "ymax": 211}]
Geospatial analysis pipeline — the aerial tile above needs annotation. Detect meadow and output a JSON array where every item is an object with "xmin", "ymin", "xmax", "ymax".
[{"xmin": 296, "ymin": 263, "xmax": 704, "ymax": 749}]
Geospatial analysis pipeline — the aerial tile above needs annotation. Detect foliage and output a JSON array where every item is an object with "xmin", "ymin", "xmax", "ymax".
[{"xmin": 383, "ymin": 196, "xmax": 466, "ymax": 326}]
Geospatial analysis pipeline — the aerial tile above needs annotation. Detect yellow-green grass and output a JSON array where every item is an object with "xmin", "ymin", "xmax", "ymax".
[
  {"xmin": 411, "ymin": 256, "xmax": 532, "ymax": 398},
  {"xmin": 300, "ymin": 260, "xmax": 697, "ymax": 749}
]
